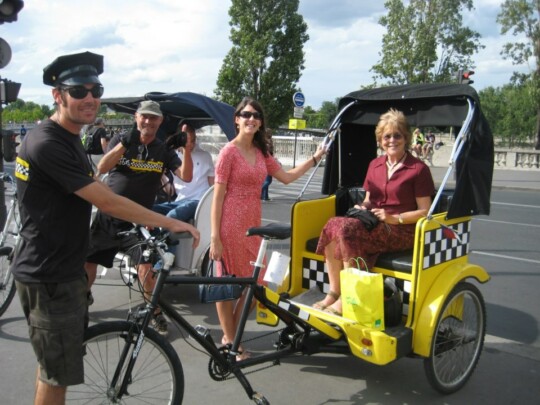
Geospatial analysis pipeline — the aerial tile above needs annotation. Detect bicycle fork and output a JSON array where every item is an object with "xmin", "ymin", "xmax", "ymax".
[{"xmin": 110, "ymin": 251, "xmax": 175, "ymax": 400}]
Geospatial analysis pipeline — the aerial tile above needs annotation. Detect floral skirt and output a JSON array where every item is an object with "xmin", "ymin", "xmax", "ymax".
[{"xmin": 315, "ymin": 217, "xmax": 415, "ymax": 269}]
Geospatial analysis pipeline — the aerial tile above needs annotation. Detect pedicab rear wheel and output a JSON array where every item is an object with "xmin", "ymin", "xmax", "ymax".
[{"xmin": 424, "ymin": 282, "xmax": 486, "ymax": 394}]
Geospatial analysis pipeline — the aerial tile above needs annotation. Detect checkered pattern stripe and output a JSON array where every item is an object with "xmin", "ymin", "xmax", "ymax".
[
  {"xmin": 423, "ymin": 220, "xmax": 471, "ymax": 269},
  {"xmin": 130, "ymin": 159, "xmax": 163, "ymax": 173},
  {"xmin": 15, "ymin": 157, "xmax": 30, "ymax": 181},
  {"xmin": 302, "ymin": 258, "xmax": 328, "ymax": 293},
  {"xmin": 118, "ymin": 156, "xmax": 163, "ymax": 173},
  {"xmin": 278, "ymin": 300, "xmax": 311, "ymax": 321}
]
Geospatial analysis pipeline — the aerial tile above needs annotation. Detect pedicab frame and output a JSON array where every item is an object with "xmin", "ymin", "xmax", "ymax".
[{"xmin": 256, "ymin": 83, "xmax": 494, "ymax": 393}]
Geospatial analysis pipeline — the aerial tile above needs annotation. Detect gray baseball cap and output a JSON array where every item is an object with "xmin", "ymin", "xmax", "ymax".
[{"xmin": 136, "ymin": 100, "xmax": 163, "ymax": 117}]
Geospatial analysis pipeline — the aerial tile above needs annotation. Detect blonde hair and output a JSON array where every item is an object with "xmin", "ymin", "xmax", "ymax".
[{"xmin": 375, "ymin": 108, "xmax": 412, "ymax": 150}]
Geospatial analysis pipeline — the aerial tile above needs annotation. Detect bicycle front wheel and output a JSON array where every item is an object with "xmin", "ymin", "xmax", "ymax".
[
  {"xmin": 0, "ymin": 248, "xmax": 16, "ymax": 317},
  {"xmin": 67, "ymin": 320, "xmax": 184, "ymax": 404}
]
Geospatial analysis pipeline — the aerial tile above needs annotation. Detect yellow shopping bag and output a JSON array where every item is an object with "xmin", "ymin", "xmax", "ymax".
[{"xmin": 340, "ymin": 258, "xmax": 385, "ymax": 329}]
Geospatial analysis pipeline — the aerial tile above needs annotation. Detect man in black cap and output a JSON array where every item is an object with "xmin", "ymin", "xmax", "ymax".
[
  {"xmin": 12, "ymin": 51, "xmax": 199, "ymax": 405},
  {"xmin": 85, "ymin": 99, "xmax": 194, "ymax": 337}
]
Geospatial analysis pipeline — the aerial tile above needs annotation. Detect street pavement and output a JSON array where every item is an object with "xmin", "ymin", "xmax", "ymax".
[
  {"xmin": 0, "ymin": 164, "xmax": 539, "ymax": 404},
  {"xmin": 430, "ymin": 165, "xmax": 540, "ymax": 191}
]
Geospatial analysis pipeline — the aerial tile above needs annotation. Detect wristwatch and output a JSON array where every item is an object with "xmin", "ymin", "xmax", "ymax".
[{"xmin": 398, "ymin": 214, "xmax": 404, "ymax": 224}]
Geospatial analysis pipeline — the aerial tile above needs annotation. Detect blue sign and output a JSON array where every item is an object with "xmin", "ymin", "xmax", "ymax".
[{"xmin": 293, "ymin": 92, "xmax": 305, "ymax": 107}]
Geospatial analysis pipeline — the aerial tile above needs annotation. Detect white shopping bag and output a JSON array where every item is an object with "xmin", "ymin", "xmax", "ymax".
[{"xmin": 263, "ymin": 251, "xmax": 290, "ymax": 286}]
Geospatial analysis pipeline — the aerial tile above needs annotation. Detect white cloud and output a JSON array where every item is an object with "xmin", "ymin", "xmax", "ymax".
[{"xmin": 0, "ymin": 0, "xmax": 535, "ymax": 110}]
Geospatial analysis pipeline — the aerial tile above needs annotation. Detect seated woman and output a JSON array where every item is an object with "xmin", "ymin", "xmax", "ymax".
[{"xmin": 313, "ymin": 108, "xmax": 435, "ymax": 315}]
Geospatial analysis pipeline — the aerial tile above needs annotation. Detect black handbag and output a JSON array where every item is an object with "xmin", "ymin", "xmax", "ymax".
[
  {"xmin": 345, "ymin": 207, "xmax": 379, "ymax": 231},
  {"xmin": 199, "ymin": 260, "xmax": 244, "ymax": 303}
]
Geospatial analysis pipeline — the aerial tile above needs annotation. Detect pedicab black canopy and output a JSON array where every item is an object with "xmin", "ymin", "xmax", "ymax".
[
  {"xmin": 101, "ymin": 92, "xmax": 236, "ymax": 140},
  {"xmin": 322, "ymin": 84, "xmax": 494, "ymax": 219}
]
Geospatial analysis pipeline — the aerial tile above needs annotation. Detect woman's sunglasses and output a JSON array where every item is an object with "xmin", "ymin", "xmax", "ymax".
[
  {"xmin": 61, "ymin": 85, "xmax": 104, "ymax": 100},
  {"xmin": 237, "ymin": 111, "xmax": 262, "ymax": 120}
]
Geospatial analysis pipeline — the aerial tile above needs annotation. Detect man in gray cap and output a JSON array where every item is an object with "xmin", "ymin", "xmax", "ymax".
[
  {"xmin": 12, "ymin": 51, "xmax": 199, "ymax": 405},
  {"xmin": 85, "ymin": 99, "xmax": 194, "ymax": 337}
]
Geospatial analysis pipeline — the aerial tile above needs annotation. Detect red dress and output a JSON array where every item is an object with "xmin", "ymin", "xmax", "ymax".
[
  {"xmin": 215, "ymin": 143, "xmax": 281, "ymax": 278},
  {"xmin": 316, "ymin": 153, "xmax": 434, "ymax": 269}
]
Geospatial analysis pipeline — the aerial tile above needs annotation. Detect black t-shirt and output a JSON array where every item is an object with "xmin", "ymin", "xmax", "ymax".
[
  {"xmin": 105, "ymin": 134, "xmax": 182, "ymax": 209},
  {"xmin": 12, "ymin": 119, "xmax": 95, "ymax": 283}
]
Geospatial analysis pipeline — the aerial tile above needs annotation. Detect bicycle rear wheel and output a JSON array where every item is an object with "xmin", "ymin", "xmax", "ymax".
[
  {"xmin": 67, "ymin": 320, "xmax": 184, "ymax": 404},
  {"xmin": 0, "ymin": 248, "xmax": 16, "ymax": 317},
  {"xmin": 423, "ymin": 282, "xmax": 486, "ymax": 394}
]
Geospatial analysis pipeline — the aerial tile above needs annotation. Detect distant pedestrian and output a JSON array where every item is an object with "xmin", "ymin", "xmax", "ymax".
[{"xmin": 20, "ymin": 124, "xmax": 27, "ymax": 140}]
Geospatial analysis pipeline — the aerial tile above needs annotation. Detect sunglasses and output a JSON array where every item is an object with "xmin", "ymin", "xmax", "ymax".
[
  {"xmin": 382, "ymin": 133, "xmax": 403, "ymax": 141},
  {"xmin": 237, "ymin": 111, "xmax": 262, "ymax": 120},
  {"xmin": 61, "ymin": 85, "xmax": 104, "ymax": 100}
]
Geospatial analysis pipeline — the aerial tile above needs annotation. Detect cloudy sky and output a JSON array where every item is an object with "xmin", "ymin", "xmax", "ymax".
[{"xmin": 0, "ymin": 0, "xmax": 532, "ymax": 110}]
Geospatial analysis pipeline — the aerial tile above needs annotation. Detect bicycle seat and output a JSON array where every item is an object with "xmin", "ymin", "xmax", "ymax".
[{"xmin": 246, "ymin": 223, "xmax": 291, "ymax": 240}]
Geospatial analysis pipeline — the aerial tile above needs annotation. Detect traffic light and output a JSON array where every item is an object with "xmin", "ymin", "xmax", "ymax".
[
  {"xmin": 0, "ymin": 0, "xmax": 24, "ymax": 24},
  {"xmin": 2, "ymin": 129, "xmax": 18, "ymax": 162},
  {"xmin": 0, "ymin": 79, "xmax": 21, "ymax": 104},
  {"xmin": 461, "ymin": 70, "xmax": 475, "ymax": 85}
]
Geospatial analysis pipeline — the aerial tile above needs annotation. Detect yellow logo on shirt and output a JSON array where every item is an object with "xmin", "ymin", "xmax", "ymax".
[{"xmin": 15, "ymin": 156, "xmax": 29, "ymax": 181}]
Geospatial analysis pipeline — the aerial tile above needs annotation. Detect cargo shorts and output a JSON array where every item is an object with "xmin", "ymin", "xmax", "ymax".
[{"xmin": 16, "ymin": 275, "xmax": 88, "ymax": 386}]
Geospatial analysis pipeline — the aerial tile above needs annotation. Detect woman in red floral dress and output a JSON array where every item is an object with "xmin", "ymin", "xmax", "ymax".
[
  {"xmin": 314, "ymin": 108, "xmax": 435, "ymax": 316},
  {"xmin": 210, "ymin": 97, "xmax": 325, "ymax": 358}
]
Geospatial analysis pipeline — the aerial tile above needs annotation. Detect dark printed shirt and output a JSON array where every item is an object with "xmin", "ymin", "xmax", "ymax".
[
  {"xmin": 105, "ymin": 134, "xmax": 182, "ymax": 209},
  {"xmin": 12, "ymin": 119, "xmax": 95, "ymax": 283}
]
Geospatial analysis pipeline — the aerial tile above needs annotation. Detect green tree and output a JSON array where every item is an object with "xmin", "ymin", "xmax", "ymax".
[
  {"xmin": 3, "ymin": 99, "xmax": 52, "ymax": 123},
  {"xmin": 215, "ymin": 0, "xmax": 309, "ymax": 129},
  {"xmin": 497, "ymin": 0, "xmax": 540, "ymax": 149},
  {"xmin": 372, "ymin": 0, "xmax": 484, "ymax": 84},
  {"xmin": 480, "ymin": 80, "xmax": 537, "ymax": 147}
]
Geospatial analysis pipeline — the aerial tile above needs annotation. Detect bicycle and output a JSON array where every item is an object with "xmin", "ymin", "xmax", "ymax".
[
  {"xmin": 0, "ymin": 172, "xmax": 21, "ymax": 317},
  {"xmin": 67, "ymin": 223, "xmax": 303, "ymax": 404}
]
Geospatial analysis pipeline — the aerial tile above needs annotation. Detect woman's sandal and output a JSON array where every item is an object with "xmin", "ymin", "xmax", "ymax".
[
  {"xmin": 312, "ymin": 290, "xmax": 340, "ymax": 310},
  {"xmin": 323, "ymin": 306, "xmax": 342, "ymax": 317},
  {"xmin": 221, "ymin": 337, "xmax": 251, "ymax": 361},
  {"xmin": 236, "ymin": 349, "xmax": 252, "ymax": 362}
]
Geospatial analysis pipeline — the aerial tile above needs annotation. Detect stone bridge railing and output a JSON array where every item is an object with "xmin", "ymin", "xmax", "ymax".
[
  {"xmin": 199, "ymin": 133, "xmax": 540, "ymax": 170},
  {"xmin": 494, "ymin": 150, "xmax": 540, "ymax": 169},
  {"xmin": 6, "ymin": 123, "xmax": 539, "ymax": 170}
]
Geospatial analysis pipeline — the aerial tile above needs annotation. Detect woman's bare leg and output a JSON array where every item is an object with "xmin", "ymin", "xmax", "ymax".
[
  {"xmin": 314, "ymin": 241, "xmax": 344, "ymax": 308},
  {"xmin": 216, "ymin": 300, "xmax": 236, "ymax": 346}
]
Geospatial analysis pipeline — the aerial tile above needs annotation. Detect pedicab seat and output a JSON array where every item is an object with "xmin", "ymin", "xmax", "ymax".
[
  {"xmin": 303, "ymin": 188, "xmax": 453, "ymax": 274},
  {"xmin": 305, "ymin": 238, "xmax": 414, "ymax": 274}
]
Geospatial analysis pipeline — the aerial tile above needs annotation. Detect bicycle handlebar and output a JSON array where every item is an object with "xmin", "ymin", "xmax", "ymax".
[{"xmin": 117, "ymin": 225, "xmax": 176, "ymax": 271}]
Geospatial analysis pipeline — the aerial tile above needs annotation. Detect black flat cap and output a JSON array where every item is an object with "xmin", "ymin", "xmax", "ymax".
[{"xmin": 43, "ymin": 51, "xmax": 104, "ymax": 86}]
